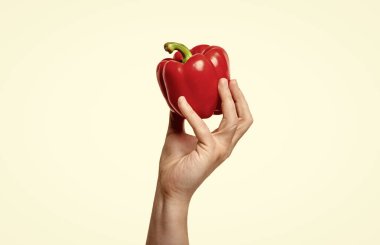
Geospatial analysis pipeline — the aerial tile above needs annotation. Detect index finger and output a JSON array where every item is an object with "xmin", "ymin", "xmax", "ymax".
[{"xmin": 177, "ymin": 96, "xmax": 213, "ymax": 146}]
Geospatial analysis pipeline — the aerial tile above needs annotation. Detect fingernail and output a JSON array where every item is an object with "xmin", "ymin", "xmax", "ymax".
[
  {"xmin": 178, "ymin": 96, "xmax": 186, "ymax": 103},
  {"xmin": 219, "ymin": 78, "xmax": 227, "ymax": 86},
  {"xmin": 230, "ymin": 79, "xmax": 238, "ymax": 86}
]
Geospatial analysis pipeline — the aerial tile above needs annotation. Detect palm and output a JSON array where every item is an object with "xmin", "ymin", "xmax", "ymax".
[{"xmin": 159, "ymin": 130, "xmax": 212, "ymax": 199}]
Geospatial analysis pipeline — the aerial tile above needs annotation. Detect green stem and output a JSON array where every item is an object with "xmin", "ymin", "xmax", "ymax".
[{"xmin": 164, "ymin": 42, "xmax": 192, "ymax": 63}]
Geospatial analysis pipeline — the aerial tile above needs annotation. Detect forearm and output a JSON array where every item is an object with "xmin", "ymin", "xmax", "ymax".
[{"xmin": 146, "ymin": 186, "xmax": 190, "ymax": 245}]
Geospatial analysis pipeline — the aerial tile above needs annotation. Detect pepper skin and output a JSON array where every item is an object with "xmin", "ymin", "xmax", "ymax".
[{"xmin": 156, "ymin": 42, "xmax": 230, "ymax": 118}]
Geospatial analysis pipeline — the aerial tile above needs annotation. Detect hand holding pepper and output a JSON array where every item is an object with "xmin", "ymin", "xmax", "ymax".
[
  {"xmin": 156, "ymin": 42, "xmax": 230, "ymax": 118},
  {"xmin": 147, "ymin": 78, "xmax": 253, "ymax": 244}
]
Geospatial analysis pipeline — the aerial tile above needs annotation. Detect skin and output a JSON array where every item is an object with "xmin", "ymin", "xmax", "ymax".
[{"xmin": 146, "ymin": 78, "xmax": 253, "ymax": 245}]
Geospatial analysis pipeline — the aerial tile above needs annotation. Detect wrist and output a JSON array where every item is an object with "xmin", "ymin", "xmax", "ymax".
[
  {"xmin": 154, "ymin": 183, "xmax": 191, "ymax": 210},
  {"xmin": 146, "ymin": 185, "xmax": 190, "ymax": 245},
  {"xmin": 156, "ymin": 175, "xmax": 194, "ymax": 204}
]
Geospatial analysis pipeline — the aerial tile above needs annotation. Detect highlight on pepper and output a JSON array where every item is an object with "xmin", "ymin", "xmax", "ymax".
[{"xmin": 156, "ymin": 42, "xmax": 230, "ymax": 119}]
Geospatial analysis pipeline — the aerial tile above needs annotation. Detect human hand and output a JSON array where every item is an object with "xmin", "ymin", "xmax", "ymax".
[
  {"xmin": 147, "ymin": 78, "xmax": 253, "ymax": 245},
  {"xmin": 157, "ymin": 78, "xmax": 254, "ymax": 203}
]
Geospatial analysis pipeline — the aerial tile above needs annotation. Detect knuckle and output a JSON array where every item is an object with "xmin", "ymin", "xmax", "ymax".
[
  {"xmin": 227, "ymin": 119, "xmax": 238, "ymax": 132},
  {"xmin": 245, "ymin": 116, "xmax": 254, "ymax": 127},
  {"xmin": 249, "ymin": 115, "xmax": 254, "ymax": 124},
  {"xmin": 187, "ymin": 108, "xmax": 196, "ymax": 118},
  {"xmin": 200, "ymin": 121, "xmax": 211, "ymax": 132},
  {"xmin": 226, "ymin": 93, "xmax": 233, "ymax": 101},
  {"xmin": 215, "ymin": 143, "xmax": 232, "ymax": 162},
  {"xmin": 231, "ymin": 118, "xmax": 239, "ymax": 127},
  {"xmin": 222, "ymin": 149, "xmax": 232, "ymax": 161}
]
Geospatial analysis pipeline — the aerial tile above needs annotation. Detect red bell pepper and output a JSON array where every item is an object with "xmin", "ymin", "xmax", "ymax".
[{"xmin": 156, "ymin": 42, "xmax": 230, "ymax": 118}]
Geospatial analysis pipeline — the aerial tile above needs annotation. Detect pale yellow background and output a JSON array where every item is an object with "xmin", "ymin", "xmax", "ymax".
[{"xmin": 1, "ymin": 0, "xmax": 379, "ymax": 244}]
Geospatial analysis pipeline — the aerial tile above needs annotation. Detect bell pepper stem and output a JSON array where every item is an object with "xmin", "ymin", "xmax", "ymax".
[{"xmin": 164, "ymin": 42, "xmax": 192, "ymax": 63}]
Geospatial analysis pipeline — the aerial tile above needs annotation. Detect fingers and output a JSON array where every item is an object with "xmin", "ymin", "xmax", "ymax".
[
  {"xmin": 229, "ymin": 79, "xmax": 254, "ymax": 142},
  {"xmin": 215, "ymin": 78, "xmax": 239, "ymax": 144},
  {"xmin": 172, "ymin": 78, "xmax": 252, "ymax": 154},
  {"xmin": 218, "ymin": 78, "xmax": 238, "ymax": 125},
  {"xmin": 229, "ymin": 79, "xmax": 252, "ymax": 121},
  {"xmin": 167, "ymin": 111, "xmax": 185, "ymax": 135},
  {"xmin": 177, "ymin": 96, "xmax": 213, "ymax": 146}
]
